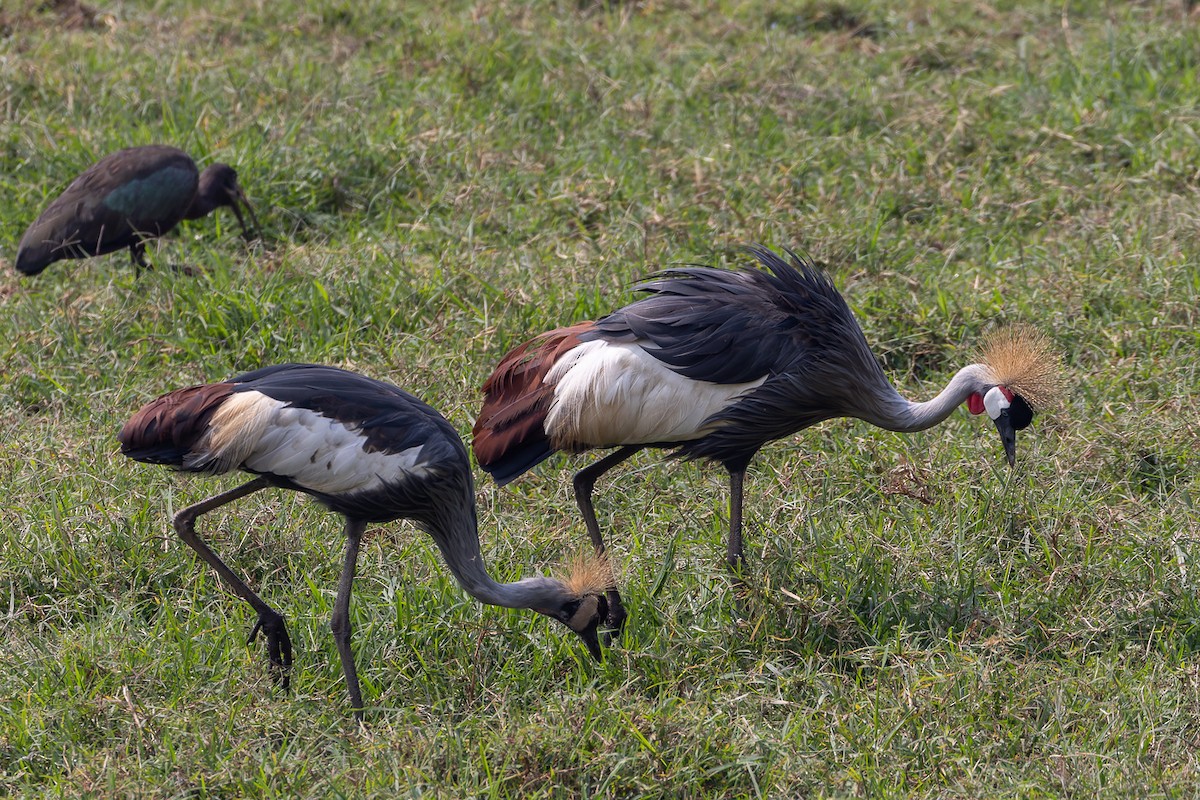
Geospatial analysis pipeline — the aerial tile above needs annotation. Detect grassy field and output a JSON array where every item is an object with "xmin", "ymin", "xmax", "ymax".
[{"xmin": 2, "ymin": 0, "xmax": 1199, "ymax": 796}]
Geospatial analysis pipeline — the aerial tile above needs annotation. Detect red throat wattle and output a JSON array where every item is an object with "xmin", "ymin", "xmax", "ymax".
[{"xmin": 967, "ymin": 392, "xmax": 985, "ymax": 415}]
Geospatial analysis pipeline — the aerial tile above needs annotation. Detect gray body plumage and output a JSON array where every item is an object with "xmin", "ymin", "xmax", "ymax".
[
  {"xmin": 582, "ymin": 246, "xmax": 901, "ymax": 468},
  {"xmin": 220, "ymin": 364, "xmax": 473, "ymax": 524}
]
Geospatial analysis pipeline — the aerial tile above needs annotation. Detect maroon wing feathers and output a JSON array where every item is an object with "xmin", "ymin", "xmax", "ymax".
[
  {"xmin": 471, "ymin": 322, "xmax": 592, "ymax": 482},
  {"xmin": 118, "ymin": 382, "xmax": 237, "ymax": 468}
]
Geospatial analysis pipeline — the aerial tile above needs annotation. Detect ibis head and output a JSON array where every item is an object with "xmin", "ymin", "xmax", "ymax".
[{"xmin": 188, "ymin": 162, "xmax": 261, "ymax": 241}]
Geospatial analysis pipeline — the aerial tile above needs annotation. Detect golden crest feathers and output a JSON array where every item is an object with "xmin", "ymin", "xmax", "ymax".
[
  {"xmin": 978, "ymin": 323, "xmax": 1065, "ymax": 410},
  {"xmin": 558, "ymin": 550, "xmax": 616, "ymax": 597}
]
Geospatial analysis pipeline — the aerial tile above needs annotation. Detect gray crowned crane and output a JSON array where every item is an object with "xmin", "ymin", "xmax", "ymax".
[
  {"xmin": 119, "ymin": 364, "xmax": 611, "ymax": 720},
  {"xmin": 472, "ymin": 245, "xmax": 1063, "ymax": 634},
  {"xmin": 16, "ymin": 144, "xmax": 260, "ymax": 276}
]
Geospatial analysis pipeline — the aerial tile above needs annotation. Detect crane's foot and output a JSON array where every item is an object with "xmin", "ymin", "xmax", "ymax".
[
  {"xmin": 724, "ymin": 550, "xmax": 752, "ymax": 624},
  {"xmin": 730, "ymin": 577, "xmax": 755, "ymax": 626},
  {"xmin": 248, "ymin": 609, "xmax": 293, "ymax": 690},
  {"xmin": 599, "ymin": 589, "xmax": 627, "ymax": 646}
]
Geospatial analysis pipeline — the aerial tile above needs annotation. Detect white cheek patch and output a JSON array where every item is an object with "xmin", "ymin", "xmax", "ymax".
[{"xmin": 982, "ymin": 386, "xmax": 1012, "ymax": 420}]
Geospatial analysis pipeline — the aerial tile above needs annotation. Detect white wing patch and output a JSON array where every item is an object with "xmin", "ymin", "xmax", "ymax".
[
  {"xmin": 193, "ymin": 390, "xmax": 429, "ymax": 495},
  {"xmin": 543, "ymin": 340, "xmax": 766, "ymax": 447}
]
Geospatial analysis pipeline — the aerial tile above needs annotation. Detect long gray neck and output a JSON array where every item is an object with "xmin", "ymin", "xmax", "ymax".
[
  {"xmin": 421, "ymin": 495, "xmax": 569, "ymax": 611},
  {"xmin": 861, "ymin": 363, "xmax": 993, "ymax": 433}
]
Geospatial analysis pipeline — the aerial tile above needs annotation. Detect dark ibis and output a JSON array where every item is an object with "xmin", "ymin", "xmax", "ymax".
[
  {"xmin": 472, "ymin": 245, "xmax": 1063, "ymax": 633},
  {"xmin": 16, "ymin": 144, "xmax": 260, "ymax": 276},
  {"xmin": 119, "ymin": 363, "xmax": 611, "ymax": 720}
]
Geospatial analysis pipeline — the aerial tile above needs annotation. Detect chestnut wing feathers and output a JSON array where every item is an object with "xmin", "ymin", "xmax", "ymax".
[
  {"xmin": 472, "ymin": 324, "xmax": 591, "ymax": 484},
  {"xmin": 118, "ymin": 382, "xmax": 237, "ymax": 466}
]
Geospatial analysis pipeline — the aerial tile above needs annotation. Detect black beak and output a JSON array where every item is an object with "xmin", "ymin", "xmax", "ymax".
[
  {"xmin": 993, "ymin": 410, "xmax": 1018, "ymax": 467},
  {"xmin": 553, "ymin": 593, "xmax": 608, "ymax": 663},
  {"xmin": 227, "ymin": 184, "xmax": 262, "ymax": 242},
  {"xmin": 575, "ymin": 623, "xmax": 604, "ymax": 663}
]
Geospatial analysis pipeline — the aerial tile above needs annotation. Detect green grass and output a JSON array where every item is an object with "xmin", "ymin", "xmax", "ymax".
[{"xmin": 2, "ymin": 0, "xmax": 1199, "ymax": 796}]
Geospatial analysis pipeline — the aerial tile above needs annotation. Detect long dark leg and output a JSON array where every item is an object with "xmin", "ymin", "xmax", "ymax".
[
  {"xmin": 572, "ymin": 445, "xmax": 643, "ymax": 636},
  {"xmin": 726, "ymin": 468, "xmax": 751, "ymax": 621},
  {"xmin": 330, "ymin": 518, "xmax": 365, "ymax": 721},
  {"xmin": 173, "ymin": 476, "xmax": 293, "ymax": 689},
  {"xmin": 726, "ymin": 468, "xmax": 747, "ymax": 573}
]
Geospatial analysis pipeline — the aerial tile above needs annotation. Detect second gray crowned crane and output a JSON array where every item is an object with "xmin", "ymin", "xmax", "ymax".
[{"xmin": 120, "ymin": 364, "xmax": 611, "ymax": 720}]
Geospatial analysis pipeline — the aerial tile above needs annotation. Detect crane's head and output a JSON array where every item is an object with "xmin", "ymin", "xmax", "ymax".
[
  {"xmin": 192, "ymin": 163, "xmax": 262, "ymax": 241},
  {"xmin": 534, "ymin": 551, "xmax": 615, "ymax": 662},
  {"xmin": 967, "ymin": 385, "xmax": 1032, "ymax": 467},
  {"xmin": 965, "ymin": 324, "xmax": 1064, "ymax": 467}
]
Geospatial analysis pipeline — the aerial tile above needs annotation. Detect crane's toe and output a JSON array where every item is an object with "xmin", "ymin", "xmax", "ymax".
[{"xmin": 248, "ymin": 609, "xmax": 294, "ymax": 690}]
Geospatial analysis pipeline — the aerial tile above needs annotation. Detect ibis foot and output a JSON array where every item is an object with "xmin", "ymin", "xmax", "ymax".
[{"xmin": 169, "ymin": 262, "xmax": 204, "ymax": 277}]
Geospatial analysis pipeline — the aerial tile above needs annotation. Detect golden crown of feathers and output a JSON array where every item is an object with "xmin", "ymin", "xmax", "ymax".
[{"xmin": 978, "ymin": 323, "xmax": 1065, "ymax": 411}]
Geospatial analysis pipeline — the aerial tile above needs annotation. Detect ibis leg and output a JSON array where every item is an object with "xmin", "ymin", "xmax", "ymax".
[
  {"xmin": 572, "ymin": 445, "xmax": 642, "ymax": 637},
  {"xmin": 173, "ymin": 476, "xmax": 294, "ymax": 689},
  {"xmin": 129, "ymin": 240, "xmax": 149, "ymax": 276},
  {"xmin": 330, "ymin": 519, "xmax": 366, "ymax": 721}
]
